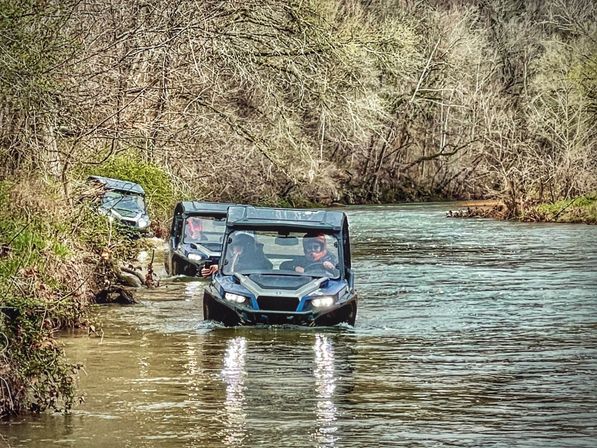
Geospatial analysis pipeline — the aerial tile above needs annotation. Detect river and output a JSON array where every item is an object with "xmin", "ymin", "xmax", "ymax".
[{"xmin": 2, "ymin": 203, "xmax": 596, "ymax": 447}]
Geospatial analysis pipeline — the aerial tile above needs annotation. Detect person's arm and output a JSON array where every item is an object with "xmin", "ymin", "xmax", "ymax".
[
  {"xmin": 293, "ymin": 257, "xmax": 306, "ymax": 273},
  {"xmin": 315, "ymin": 254, "xmax": 338, "ymax": 273},
  {"xmin": 201, "ymin": 264, "xmax": 218, "ymax": 278}
]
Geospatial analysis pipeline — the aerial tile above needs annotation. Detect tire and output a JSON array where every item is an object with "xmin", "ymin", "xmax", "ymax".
[
  {"xmin": 171, "ymin": 257, "xmax": 183, "ymax": 276},
  {"xmin": 346, "ymin": 301, "xmax": 357, "ymax": 326},
  {"xmin": 203, "ymin": 292, "xmax": 211, "ymax": 320}
]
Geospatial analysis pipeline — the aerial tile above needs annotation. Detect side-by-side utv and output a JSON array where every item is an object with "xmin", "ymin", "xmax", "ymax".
[
  {"xmin": 203, "ymin": 206, "xmax": 357, "ymax": 326},
  {"xmin": 165, "ymin": 201, "xmax": 234, "ymax": 276},
  {"xmin": 88, "ymin": 176, "xmax": 151, "ymax": 234}
]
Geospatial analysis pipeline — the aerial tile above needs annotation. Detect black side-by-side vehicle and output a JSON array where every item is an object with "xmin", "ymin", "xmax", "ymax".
[
  {"xmin": 203, "ymin": 205, "xmax": 358, "ymax": 327},
  {"xmin": 165, "ymin": 201, "xmax": 234, "ymax": 276}
]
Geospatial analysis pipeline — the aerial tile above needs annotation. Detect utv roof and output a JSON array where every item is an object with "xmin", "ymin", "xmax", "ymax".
[
  {"xmin": 226, "ymin": 205, "xmax": 347, "ymax": 232},
  {"xmin": 174, "ymin": 201, "xmax": 236, "ymax": 217},
  {"xmin": 88, "ymin": 176, "xmax": 145, "ymax": 195}
]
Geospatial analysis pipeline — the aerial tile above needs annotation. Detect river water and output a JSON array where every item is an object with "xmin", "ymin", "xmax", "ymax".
[{"xmin": 2, "ymin": 203, "xmax": 597, "ymax": 447}]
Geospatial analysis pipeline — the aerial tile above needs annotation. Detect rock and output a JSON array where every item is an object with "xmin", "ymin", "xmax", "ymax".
[
  {"xmin": 95, "ymin": 285, "xmax": 137, "ymax": 305},
  {"xmin": 120, "ymin": 265, "xmax": 145, "ymax": 285},
  {"xmin": 117, "ymin": 271, "xmax": 143, "ymax": 288}
]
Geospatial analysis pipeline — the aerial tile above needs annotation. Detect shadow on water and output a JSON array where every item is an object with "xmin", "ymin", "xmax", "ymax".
[{"xmin": 2, "ymin": 203, "xmax": 597, "ymax": 447}]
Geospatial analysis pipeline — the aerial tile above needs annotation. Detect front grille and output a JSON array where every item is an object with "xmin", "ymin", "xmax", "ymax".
[
  {"xmin": 120, "ymin": 219, "xmax": 137, "ymax": 227},
  {"xmin": 257, "ymin": 296, "xmax": 299, "ymax": 312}
]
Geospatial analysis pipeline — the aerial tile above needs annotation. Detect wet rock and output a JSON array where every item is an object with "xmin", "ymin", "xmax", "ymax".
[
  {"xmin": 95, "ymin": 285, "xmax": 137, "ymax": 305},
  {"xmin": 117, "ymin": 270, "xmax": 143, "ymax": 287},
  {"xmin": 119, "ymin": 265, "xmax": 145, "ymax": 287}
]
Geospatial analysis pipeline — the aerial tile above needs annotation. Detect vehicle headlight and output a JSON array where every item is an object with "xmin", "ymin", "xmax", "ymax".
[
  {"xmin": 225, "ymin": 292, "xmax": 247, "ymax": 304},
  {"xmin": 138, "ymin": 217, "xmax": 149, "ymax": 229},
  {"xmin": 188, "ymin": 253, "xmax": 204, "ymax": 262},
  {"xmin": 311, "ymin": 296, "xmax": 335, "ymax": 308}
]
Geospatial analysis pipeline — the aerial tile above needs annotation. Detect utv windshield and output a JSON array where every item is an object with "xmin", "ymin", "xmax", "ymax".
[
  {"xmin": 221, "ymin": 230, "xmax": 341, "ymax": 279},
  {"xmin": 101, "ymin": 190, "xmax": 146, "ymax": 213},
  {"xmin": 183, "ymin": 216, "xmax": 226, "ymax": 251}
]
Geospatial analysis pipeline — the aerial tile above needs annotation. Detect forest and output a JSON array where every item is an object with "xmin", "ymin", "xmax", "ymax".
[
  {"xmin": 2, "ymin": 0, "xmax": 595, "ymax": 209},
  {"xmin": 0, "ymin": 0, "xmax": 595, "ymax": 417}
]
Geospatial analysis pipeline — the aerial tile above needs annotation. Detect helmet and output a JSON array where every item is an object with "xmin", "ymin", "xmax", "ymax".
[
  {"xmin": 230, "ymin": 233, "xmax": 256, "ymax": 252},
  {"xmin": 303, "ymin": 233, "xmax": 327, "ymax": 259}
]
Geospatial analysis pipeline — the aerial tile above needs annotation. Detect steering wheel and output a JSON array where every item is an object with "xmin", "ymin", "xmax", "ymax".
[{"xmin": 303, "ymin": 262, "xmax": 333, "ymax": 275}]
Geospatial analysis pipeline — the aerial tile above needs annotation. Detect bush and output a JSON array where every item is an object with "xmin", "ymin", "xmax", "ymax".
[
  {"xmin": 535, "ymin": 192, "xmax": 597, "ymax": 223},
  {"xmin": 0, "ymin": 180, "xmax": 84, "ymax": 417},
  {"xmin": 87, "ymin": 152, "xmax": 181, "ymax": 223}
]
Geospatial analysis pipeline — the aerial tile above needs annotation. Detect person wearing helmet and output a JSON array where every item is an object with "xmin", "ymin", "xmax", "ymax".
[
  {"xmin": 201, "ymin": 233, "xmax": 272, "ymax": 277},
  {"xmin": 290, "ymin": 232, "xmax": 338, "ymax": 275},
  {"xmin": 185, "ymin": 216, "xmax": 205, "ymax": 242}
]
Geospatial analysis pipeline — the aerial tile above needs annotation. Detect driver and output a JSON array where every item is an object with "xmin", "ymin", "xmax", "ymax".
[
  {"xmin": 201, "ymin": 233, "xmax": 272, "ymax": 277},
  {"xmin": 292, "ymin": 233, "xmax": 338, "ymax": 275},
  {"xmin": 185, "ymin": 217, "xmax": 204, "ymax": 241}
]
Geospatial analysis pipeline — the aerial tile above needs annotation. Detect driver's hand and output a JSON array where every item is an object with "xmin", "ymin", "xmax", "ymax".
[
  {"xmin": 322, "ymin": 261, "xmax": 335, "ymax": 270},
  {"xmin": 201, "ymin": 265, "xmax": 218, "ymax": 277},
  {"xmin": 295, "ymin": 266, "xmax": 305, "ymax": 273}
]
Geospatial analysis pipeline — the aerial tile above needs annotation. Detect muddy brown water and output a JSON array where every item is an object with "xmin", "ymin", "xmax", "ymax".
[{"xmin": 2, "ymin": 203, "xmax": 596, "ymax": 447}]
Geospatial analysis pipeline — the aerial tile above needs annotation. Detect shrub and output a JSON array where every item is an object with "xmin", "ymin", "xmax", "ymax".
[{"xmin": 87, "ymin": 151, "xmax": 181, "ymax": 223}]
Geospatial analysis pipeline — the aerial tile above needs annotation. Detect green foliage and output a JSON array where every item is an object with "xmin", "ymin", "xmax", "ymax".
[
  {"xmin": 1, "ymin": 293, "xmax": 81, "ymax": 416},
  {"xmin": 0, "ymin": 201, "xmax": 81, "ymax": 415},
  {"xmin": 536, "ymin": 192, "xmax": 597, "ymax": 223},
  {"xmin": 88, "ymin": 152, "xmax": 178, "ymax": 222},
  {"xmin": 75, "ymin": 200, "xmax": 143, "ymax": 260}
]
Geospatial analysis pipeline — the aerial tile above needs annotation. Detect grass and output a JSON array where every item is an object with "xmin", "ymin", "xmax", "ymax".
[
  {"xmin": 535, "ymin": 192, "xmax": 597, "ymax": 224},
  {"xmin": 0, "ymin": 219, "xmax": 84, "ymax": 416}
]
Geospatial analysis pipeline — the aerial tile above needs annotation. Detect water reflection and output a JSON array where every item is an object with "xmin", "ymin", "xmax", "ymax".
[
  {"xmin": 220, "ymin": 336, "xmax": 248, "ymax": 446},
  {"xmin": 312, "ymin": 334, "xmax": 338, "ymax": 447},
  {"xmin": 184, "ymin": 280, "xmax": 204, "ymax": 297}
]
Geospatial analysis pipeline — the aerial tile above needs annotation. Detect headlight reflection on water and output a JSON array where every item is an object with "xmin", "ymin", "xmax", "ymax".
[
  {"xmin": 220, "ymin": 337, "xmax": 248, "ymax": 446},
  {"xmin": 184, "ymin": 281, "xmax": 203, "ymax": 298},
  {"xmin": 313, "ymin": 335, "xmax": 338, "ymax": 447}
]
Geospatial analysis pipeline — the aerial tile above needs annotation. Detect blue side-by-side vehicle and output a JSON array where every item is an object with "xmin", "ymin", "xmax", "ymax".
[
  {"xmin": 165, "ymin": 201, "xmax": 235, "ymax": 276},
  {"xmin": 202, "ymin": 205, "xmax": 358, "ymax": 327}
]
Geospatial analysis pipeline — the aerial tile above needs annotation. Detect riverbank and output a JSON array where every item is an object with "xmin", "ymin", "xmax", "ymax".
[
  {"xmin": 0, "ymin": 173, "xmax": 172, "ymax": 418},
  {"xmin": 447, "ymin": 194, "xmax": 597, "ymax": 224},
  {"xmin": 0, "ymin": 172, "xmax": 324, "ymax": 419}
]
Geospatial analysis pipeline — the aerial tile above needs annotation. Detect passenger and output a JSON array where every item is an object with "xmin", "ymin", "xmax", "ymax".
[
  {"xmin": 185, "ymin": 217, "xmax": 205, "ymax": 242},
  {"xmin": 201, "ymin": 233, "xmax": 272, "ymax": 277},
  {"xmin": 290, "ymin": 233, "xmax": 338, "ymax": 275}
]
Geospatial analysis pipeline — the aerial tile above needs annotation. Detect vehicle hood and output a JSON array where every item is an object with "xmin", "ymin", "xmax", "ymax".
[{"xmin": 218, "ymin": 273, "xmax": 346, "ymax": 299}]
